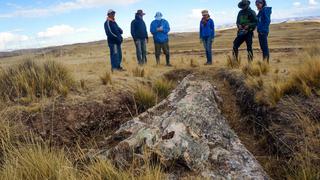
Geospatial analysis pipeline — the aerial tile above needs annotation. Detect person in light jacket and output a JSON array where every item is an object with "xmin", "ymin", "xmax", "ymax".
[
  {"xmin": 256, "ymin": 0, "xmax": 272, "ymax": 63},
  {"xmin": 200, "ymin": 10, "xmax": 215, "ymax": 65},
  {"xmin": 150, "ymin": 12, "xmax": 172, "ymax": 66}
]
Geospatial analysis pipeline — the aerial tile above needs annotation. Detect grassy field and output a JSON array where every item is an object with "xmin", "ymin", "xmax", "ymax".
[{"xmin": 0, "ymin": 21, "xmax": 319, "ymax": 179}]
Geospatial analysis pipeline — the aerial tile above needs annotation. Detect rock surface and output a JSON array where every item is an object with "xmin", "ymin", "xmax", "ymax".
[{"xmin": 99, "ymin": 75, "xmax": 269, "ymax": 179}]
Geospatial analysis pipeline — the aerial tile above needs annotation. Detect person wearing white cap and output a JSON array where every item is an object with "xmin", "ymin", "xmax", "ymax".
[
  {"xmin": 150, "ymin": 12, "xmax": 172, "ymax": 66},
  {"xmin": 104, "ymin": 9, "xmax": 125, "ymax": 71},
  {"xmin": 200, "ymin": 10, "xmax": 215, "ymax": 65}
]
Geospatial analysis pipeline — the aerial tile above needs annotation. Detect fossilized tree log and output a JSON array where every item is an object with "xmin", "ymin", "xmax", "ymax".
[{"xmin": 99, "ymin": 75, "xmax": 269, "ymax": 179}]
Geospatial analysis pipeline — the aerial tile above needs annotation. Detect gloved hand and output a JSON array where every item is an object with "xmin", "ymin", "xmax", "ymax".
[{"xmin": 157, "ymin": 26, "xmax": 163, "ymax": 32}]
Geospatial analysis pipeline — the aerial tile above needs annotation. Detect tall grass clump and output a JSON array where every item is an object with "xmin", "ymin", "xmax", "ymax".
[
  {"xmin": 132, "ymin": 67, "xmax": 145, "ymax": 77},
  {"xmin": 226, "ymin": 55, "xmax": 241, "ymax": 69},
  {"xmin": 133, "ymin": 86, "xmax": 157, "ymax": 112},
  {"xmin": 266, "ymin": 57, "xmax": 320, "ymax": 105},
  {"xmin": 153, "ymin": 79, "xmax": 174, "ymax": 99},
  {"xmin": 100, "ymin": 71, "xmax": 112, "ymax": 85},
  {"xmin": 0, "ymin": 60, "xmax": 75, "ymax": 102},
  {"xmin": 0, "ymin": 143, "xmax": 77, "ymax": 180},
  {"xmin": 242, "ymin": 61, "xmax": 270, "ymax": 77}
]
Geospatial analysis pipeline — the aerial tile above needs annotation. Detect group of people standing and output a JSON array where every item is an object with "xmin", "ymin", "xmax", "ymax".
[{"xmin": 104, "ymin": 0, "xmax": 272, "ymax": 72}]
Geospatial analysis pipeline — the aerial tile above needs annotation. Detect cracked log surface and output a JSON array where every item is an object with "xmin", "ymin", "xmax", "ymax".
[{"xmin": 99, "ymin": 75, "xmax": 269, "ymax": 179}]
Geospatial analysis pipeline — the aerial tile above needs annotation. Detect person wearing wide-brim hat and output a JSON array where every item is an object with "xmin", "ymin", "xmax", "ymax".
[
  {"xmin": 131, "ymin": 10, "xmax": 149, "ymax": 65},
  {"xmin": 200, "ymin": 10, "xmax": 215, "ymax": 65},
  {"xmin": 104, "ymin": 9, "xmax": 125, "ymax": 71},
  {"xmin": 232, "ymin": 0, "xmax": 258, "ymax": 62}
]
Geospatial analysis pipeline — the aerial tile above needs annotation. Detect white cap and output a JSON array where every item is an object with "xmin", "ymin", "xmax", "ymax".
[{"xmin": 107, "ymin": 9, "xmax": 115, "ymax": 15}]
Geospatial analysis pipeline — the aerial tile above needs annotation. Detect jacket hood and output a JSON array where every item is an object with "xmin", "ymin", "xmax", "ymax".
[{"xmin": 263, "ymin": 7, "xmax": 272, "ymax": 16}]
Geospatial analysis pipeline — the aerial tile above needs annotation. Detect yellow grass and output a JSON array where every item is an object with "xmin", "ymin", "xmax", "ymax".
[
  {"xmin": 133, "ymin": 86, "xmax": 157, "ymax": 112},
  {"xmin": 153, "ymin": 78, "xmax": 175, "ymax": 99},
  {"xmin": 0, "ymin": 60, "xmax": 75, "ymax": 102}
]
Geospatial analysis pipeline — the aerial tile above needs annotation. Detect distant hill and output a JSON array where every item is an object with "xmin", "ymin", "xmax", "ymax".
[{"xmin": 1, "ymin": 16, "xmax": 319, "ymax": 58}]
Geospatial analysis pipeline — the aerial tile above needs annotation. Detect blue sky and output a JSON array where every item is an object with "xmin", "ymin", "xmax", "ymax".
[{"xmin": 0, "ymin": 0, "xmax": 319, "ymax": 51}]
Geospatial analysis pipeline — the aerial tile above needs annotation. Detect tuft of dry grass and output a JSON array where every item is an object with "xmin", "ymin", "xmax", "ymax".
[
  {"xmin": 0, "ymin": 143, "xmax": 77, "ymax": 180},
  {"xmin": 190, "ymin": 58, "xmax": 199, "ymax": 68},
  {"xmin": 153, "ymin": 79, "xmax": 175, "ymax": 99},
  {"xmin": 245, "ymin": 77, "xmax": 264, "ymax": 91},
  {"xmin": 133, "ymin": 86, "xmax": 157, "ymax": 112},
  {"xmin": 226, "ymin": 55, "xmax": 241, "ymax": 69},
  {"xmin": 242, "ymin": 61, "xmax": 270, "ymax": 77},
  {"xmin": 266, "ymin": 57, "xmax": 320, "ymax": 105},
  {"xmin": 132, "ymin": 67, "xmax": 145, "ymax": 77},
  {"xmin": 0, "ymin": 60, "xmax": 75, "ymax": 102},
  {"xmin": 100, "ymin": 71, "xmax": 112, "ymax": 85}
]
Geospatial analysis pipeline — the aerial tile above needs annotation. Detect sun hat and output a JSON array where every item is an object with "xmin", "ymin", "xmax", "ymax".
[
  {"xmin": 136, "ymin": 10, "xmax": 146, "ymax": 15},
  {"xmin": 155, "ymin": 12, "xmax": 163, "ymax": 20},
  {"xmin": 202, "ymin": 10, "xmax": 209, "ymax": 16},
  {"xmin": 238, "ymin": 0, "xmax": 251, "ymax": 9}
]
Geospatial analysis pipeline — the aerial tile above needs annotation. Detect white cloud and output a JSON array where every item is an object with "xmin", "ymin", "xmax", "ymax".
[
  {"xmin": 309, "ymin": 0, "xmax": 318, "ymax": 5},
  {"xmin": 37, "ymin": 25, "xmax": 89, "ymax": 38},
  {"xmin": 293, "ymin": 2, "xmax": 302, "ymax": 7},
  {"xmin": 0, "ymin": 0, "xmax": 141, "ymax": 18},
  {"xmin": 0, "ymin": 32, "xmax": 29, "ymax": 50}
]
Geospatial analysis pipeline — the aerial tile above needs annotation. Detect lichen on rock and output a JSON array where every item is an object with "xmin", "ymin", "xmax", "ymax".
[{"xmin": 98, "ymin": 75, "xmax": 269, "ymax": 179}]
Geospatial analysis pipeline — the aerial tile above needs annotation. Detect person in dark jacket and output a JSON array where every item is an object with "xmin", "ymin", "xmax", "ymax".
[
  {"xmin": 104, "ymin": 9, "xmax": 124, "ymax": 71},
  {"xmin": 200, "ymin": 10, "xmax": 215, "ymax": 65},
  {"xmin": 131, "ymin": 10, "xmax": 148, "ymax": 65},
  {"xmin": 150, "ymin": 12, "xmax": 172, "ymax": 66},
  {"xmin": 256, "ymin": 0, "xmax": 272, "ymax": 63},
  {"xmin": 233, "ymin": 0, "xmax": 258, "ymax": 62}
]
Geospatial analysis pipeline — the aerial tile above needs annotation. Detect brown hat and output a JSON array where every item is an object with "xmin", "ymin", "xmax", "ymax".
[
  {"xmin": 136, "ymin": 10, "xmax": 146, "ymax": 16},
  {"xmin": 238, "ymin": 0, "xmax": 251, "ymax": 9}
]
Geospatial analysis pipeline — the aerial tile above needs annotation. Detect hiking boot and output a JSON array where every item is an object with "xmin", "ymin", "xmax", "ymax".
[
  {"xmin": 118, "ymin": 67, "xmax": 127, "ymax": 71},
  {"xmin": 166, "ymin": 64, "xmax": 173, "ymax": 67},
  {"xmin": 204, "ymin": 62, "xmax": 212, "ymax": 66}
]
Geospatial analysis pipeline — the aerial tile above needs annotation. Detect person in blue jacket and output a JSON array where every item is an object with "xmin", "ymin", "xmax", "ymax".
[
  {"xmin": 104, "ymin": 9, "xmax": 124, "ymax": 71},
  {"xmin": 256, "ymin": 0, "xmax": 272, "ymax": 63},
  {"xmin": 150, "ymin": 12, "xmax": 172, "ymax": 66},
  {"xmin": 131, "ymin": 10, "xmax": 148, "ymax": 65},
  {"xmin": 200, "ymin": 10, "xmax": 215, "ymax": 65}
]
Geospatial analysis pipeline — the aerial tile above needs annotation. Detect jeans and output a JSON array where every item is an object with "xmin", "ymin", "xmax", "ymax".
[
  {"xmin": 135, "ymin": 39, "xmax": 147, "ymax": 65},
  {"xmin": 155, "ymin": 42, "xmax": 170, "ymax": 65},
  {"xmin": 258, "ymin": 32, "xmax": 270, "ymax": 62},
  {"xmin": 202, "ymin": 37, "xmax": 213, "ymax": 64},
  {"xmin": 233, "ymin": 31, "xmax": 254, "ymax": 62},
  {"xmin": 108, "ymin": 43, "xmax": 122, "ymax": 70}
]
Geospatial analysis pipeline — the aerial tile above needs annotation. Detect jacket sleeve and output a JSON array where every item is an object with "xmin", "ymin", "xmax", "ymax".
[
  {"xmin": 143, "ymin": 21, "xmax": 148, "ymax": 39},
  {"xmin": 249, "ymin": 10, "xmax": 258, "ymax": 31},
  {"xmin": 211, "ymin": 19, "xmax": 215, "ymax": 38},
  {"xmin": 263, "ymin": 9, "xmax": 271, "ymax": 26},
  {"xmin": 199, "ymin": 21, "xmax": 203, "ymax": 39},
  {"xmin": 236, "ymin": 13, "xmax": 240, "ymax": 26},
  {"xmin": 163, "ymin": 20, "xmax": 170, "ymax": 34},
  {"xmin": 150, "ymin": 21, "xmax": 157, "ymax": 35},
  {"xmin": 104, "ymin": 22, "xmax": 108, "ymax": 36},
  {"xmin": 112, "ymin": 22, "xmax": 123, "ymax": 43},
  {"xmin": 131, "ymin": 20, "xmax": 136, "ymax": 40}
]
